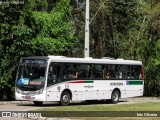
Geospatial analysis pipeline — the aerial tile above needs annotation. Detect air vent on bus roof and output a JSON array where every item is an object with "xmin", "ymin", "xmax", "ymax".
[
  {"xmin": 101, "ymin": 57, "xmax": 115, "ymax": 60},
  {"xmin": 48, "ymin": 55, "xmax": 66, "ymax": 58}
]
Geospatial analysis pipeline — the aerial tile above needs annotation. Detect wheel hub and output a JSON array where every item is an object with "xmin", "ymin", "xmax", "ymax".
[
  {"xmin": 113, "ymin": 92, "xmax": 118, "ymax": 101},
  {"xmin": 63, "ymin": 95, "xmax": 68, "ymax": 102}
]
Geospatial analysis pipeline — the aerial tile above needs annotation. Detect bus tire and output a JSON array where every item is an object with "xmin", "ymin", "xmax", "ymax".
[
  {"xmin": 60, "ymin": 91, "xmax": 70, "ymax": 106},
  {"xmin": 33, "ymin": 101, "xmax": 43, "ymax": 106},
  {"xmin": 111, "ymin": 90, "xmax": 120, "ymax": 104}
]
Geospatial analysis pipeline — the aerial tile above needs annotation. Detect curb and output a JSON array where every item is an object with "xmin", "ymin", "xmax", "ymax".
[
  {"xmin": 0, "ymin": 101, "xmax": 33, "ymax": 105},
  {"xmin": 0, "ymin": 97, "xmax": 160, "ymax": 105}
]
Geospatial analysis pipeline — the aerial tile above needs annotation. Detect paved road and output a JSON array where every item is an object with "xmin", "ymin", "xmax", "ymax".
[
  {"xmin": 0, "ymin": 102, "xmax": 59, "ymax": 111},
  {"xmin": 0, "ymin": 97, "xmax": 160, "ymax": 120},
  {"xmin": 118, "ymin": 97, "xmax": 160, "ymax": 104},
  {"xmin": 1, "ymin": 97, "xmax": 160, "ymax": 111},
  {"xmin": 0, "ymin": 102, "xmax": 60, "ymax": 120}
]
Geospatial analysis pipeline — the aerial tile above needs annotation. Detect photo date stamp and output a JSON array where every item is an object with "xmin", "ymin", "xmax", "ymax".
[{"xmin": 0, "ymin": 0, "xmax": 24, "ymax": 5}]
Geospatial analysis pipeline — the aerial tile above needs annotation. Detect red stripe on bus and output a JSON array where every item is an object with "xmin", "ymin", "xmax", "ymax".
[{"xmin": 68, "ymin": 80, "xmax": 85, "ymax": 83}]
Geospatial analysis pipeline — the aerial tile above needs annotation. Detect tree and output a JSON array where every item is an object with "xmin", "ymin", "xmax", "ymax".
[
  {"xmin": 0, "ymin": 0, "xmax": 75, "ymax": 100},
  {"xmin": 70, "ymin": 0, "xmax": 160, "ymax": 96},
  {"xmin": 138, "ymin": 0, "xmax": 160, "ymax": 96}
]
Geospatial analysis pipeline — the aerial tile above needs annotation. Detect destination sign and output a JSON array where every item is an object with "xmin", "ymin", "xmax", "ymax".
[{"xmin": 22, "ymin": 59, "xmax": 46, "ymax": 64}]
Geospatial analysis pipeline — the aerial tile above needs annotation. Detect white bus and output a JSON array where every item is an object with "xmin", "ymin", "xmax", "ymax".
[{"xmin": 15, "ymin": 56, "xmax": 144, "ymax": 106}]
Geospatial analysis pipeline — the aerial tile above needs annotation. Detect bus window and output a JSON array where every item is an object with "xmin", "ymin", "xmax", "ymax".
[
  {"xmin": 119, "ymin": 65, "xmax": 142, "ymax": 80},
  {"xmin": 63, "ymin": 64, "xmax": 73, "ymax": 79},
  {"xmin": 115, "ymin": 65, "xmax": 120, "ymax": 79},
  {"xmin": 105, "ymin": 65, "xmax": 110, "ymax": 79},
  {"xmin": 63, "ymin": 64, "xmax": 79, "ymax": 79},
  {"xmin": 109, "ymin": 65, "xmax": 116, "ymax": 79},
  {"xmin": 109, "ymin": 65, "xmax": 123, "ymax": 79},
  {"xmin": 92, "ymin": 64, "xmax": 103, "ymax": 79},
  {"xmin": 79, "ymin": 64, "xmax": 91, "ymax": 79},
  {"xmin": 132, "ymin": 65, "xmax": 142, "ymax": 79},
  {"xmin": 119, "ymin": 65, "xmax": 131, "ymax": 79},
  {"xmin": 107, "ymin": 65, "xmax": 134, "ymax": 80}
]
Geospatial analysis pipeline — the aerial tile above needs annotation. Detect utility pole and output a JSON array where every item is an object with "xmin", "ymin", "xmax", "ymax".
[{"xmin": 84, "ymin": 0, "xmax": 90, "ymax": 58}]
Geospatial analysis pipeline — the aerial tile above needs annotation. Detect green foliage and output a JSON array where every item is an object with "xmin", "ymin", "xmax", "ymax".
[
  {"xmin": 70, "ymin": 0, "xmax": 160, "ymax": 96},
  {"xmin": 0, "ymin": 0, "xmax": 75, "ymax": 100}
]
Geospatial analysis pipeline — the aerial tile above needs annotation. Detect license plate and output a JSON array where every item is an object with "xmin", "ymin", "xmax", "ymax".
[{"xmin": 25, "ymin": 96, "xmax": 31, "ymax": 99}]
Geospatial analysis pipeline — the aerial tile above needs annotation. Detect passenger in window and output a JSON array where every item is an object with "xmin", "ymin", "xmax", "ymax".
[
  {"xmin": 106, "ymin": 71, "xmax": 110, "ymax": 79},
  {"xmin": 115, "ymin": 71, "xmax": 119, "ymax": 79},
  {"xmin": 73, "ymin": 64, "xmax": 78, "ymax": 78},
  {"xmin": 119, "ymin": 71, "xmax": 122, "ymax": 79},
  {"xmin": 128, "ymin": 72, "xmax": 134, "ymax": 79},
  {"xmin": 73, "ymin": 71, "xmax": 78, "ymax": 78},
  {"xmin": 139, "ymin": 73, "xmax": 142, "ymax": 79}
]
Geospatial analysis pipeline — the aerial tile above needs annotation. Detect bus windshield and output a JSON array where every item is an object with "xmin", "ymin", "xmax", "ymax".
[{"xmin": 16, "ymin": 63, "xmax": 46, "ymax": 91}]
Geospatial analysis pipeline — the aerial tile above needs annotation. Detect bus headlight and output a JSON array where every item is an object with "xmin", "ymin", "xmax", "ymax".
[
  {"xmin": 36, "ymin": 89, "xmax": 43, "ymax": 94},
  {"xmin": 16, "ymin": 88, "xmax": 23, "ymax": 94}
]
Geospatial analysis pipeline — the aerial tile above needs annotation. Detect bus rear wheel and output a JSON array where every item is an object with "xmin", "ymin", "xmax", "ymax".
[
  {"xmin": 111, "ymin": 90, "xmax": 120, "ymax": 104},
  {"xmin": 33, "ymin": 101, "xmax": 43, "ymax": 106},
  {"xmin": 60, "ymin": 91, "xmax": 70, "ymax": 106}
]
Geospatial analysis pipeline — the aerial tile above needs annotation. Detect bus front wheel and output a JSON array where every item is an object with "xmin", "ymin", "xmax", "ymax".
[
  {"xmin": 111, "ymin": 90, "xmax": 120, "ymax": 104},
  {"xmin": 60, "ymin": 91, "xmax": 70, "ymax": 106}
]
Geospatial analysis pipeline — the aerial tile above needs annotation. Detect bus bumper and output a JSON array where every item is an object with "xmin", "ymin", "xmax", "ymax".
[{"xmin": 15, "ymin": 92, "xmax": 46, "ymax": 101}]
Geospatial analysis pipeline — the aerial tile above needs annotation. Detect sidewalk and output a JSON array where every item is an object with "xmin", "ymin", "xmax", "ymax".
[{"xmin": 0, "ymin": 101, "xmax": 33, "ymax": 105}]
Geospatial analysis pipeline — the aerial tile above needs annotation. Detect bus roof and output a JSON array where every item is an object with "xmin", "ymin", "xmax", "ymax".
[
  {"xmin": 21, "ymin": 56, "xmax": 142, "ymax": 65},
  {"xmin": 47, "ymin": 56, "xmax": 142, "ymax": 65}
]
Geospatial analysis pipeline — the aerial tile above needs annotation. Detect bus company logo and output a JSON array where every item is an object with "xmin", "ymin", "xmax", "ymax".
[
  {"xmin": 84, "ymin": 85, "xmax": 94, "ymax": 88},
  {"xmin": 17, "ymin": 79, "xmax": 22, "ymax": 85},
  {"xmin": 2, "ymin": 112, "xmax": 11, "ymax": 117}
]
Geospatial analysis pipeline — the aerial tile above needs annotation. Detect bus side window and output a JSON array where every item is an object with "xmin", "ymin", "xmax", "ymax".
[
  {"xmin": 109, "ymin": 65, "xmax": 115, "ymax": 79},
  {"xmin": 92, "ymin": 64, "xmax": 103, "ymax": 79},
  {"xmin": 63, "ymin": 64, "xmax": 71, "ymax": 79},
  {"xmin": 133, "ymin": 65, "xmax": 142, "ymax": 79},
  {"xmin": 79, "ymin": 64, "xmax": 91, "ymax": 79},
  {"xmin": 63, "ymin": 64, "xmax": 78, "ymax": 79},
  {"xmin": 105, "ymin": 65, "xmax": 110, "ymax": 79}
]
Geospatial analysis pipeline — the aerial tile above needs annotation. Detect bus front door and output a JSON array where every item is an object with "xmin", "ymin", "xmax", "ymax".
[{"xmin": 47, "ymin": 64, "xmax": 61, "ymax": 101}]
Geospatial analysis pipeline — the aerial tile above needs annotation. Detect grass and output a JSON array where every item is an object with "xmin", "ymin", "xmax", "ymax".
[
  {"xmin": 34, "ymin": 102, "xmax": 160, "ymax": 111},
  {"xmin": 31, "ymin": 102, "xmax": 160, "ymax": 120}
]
